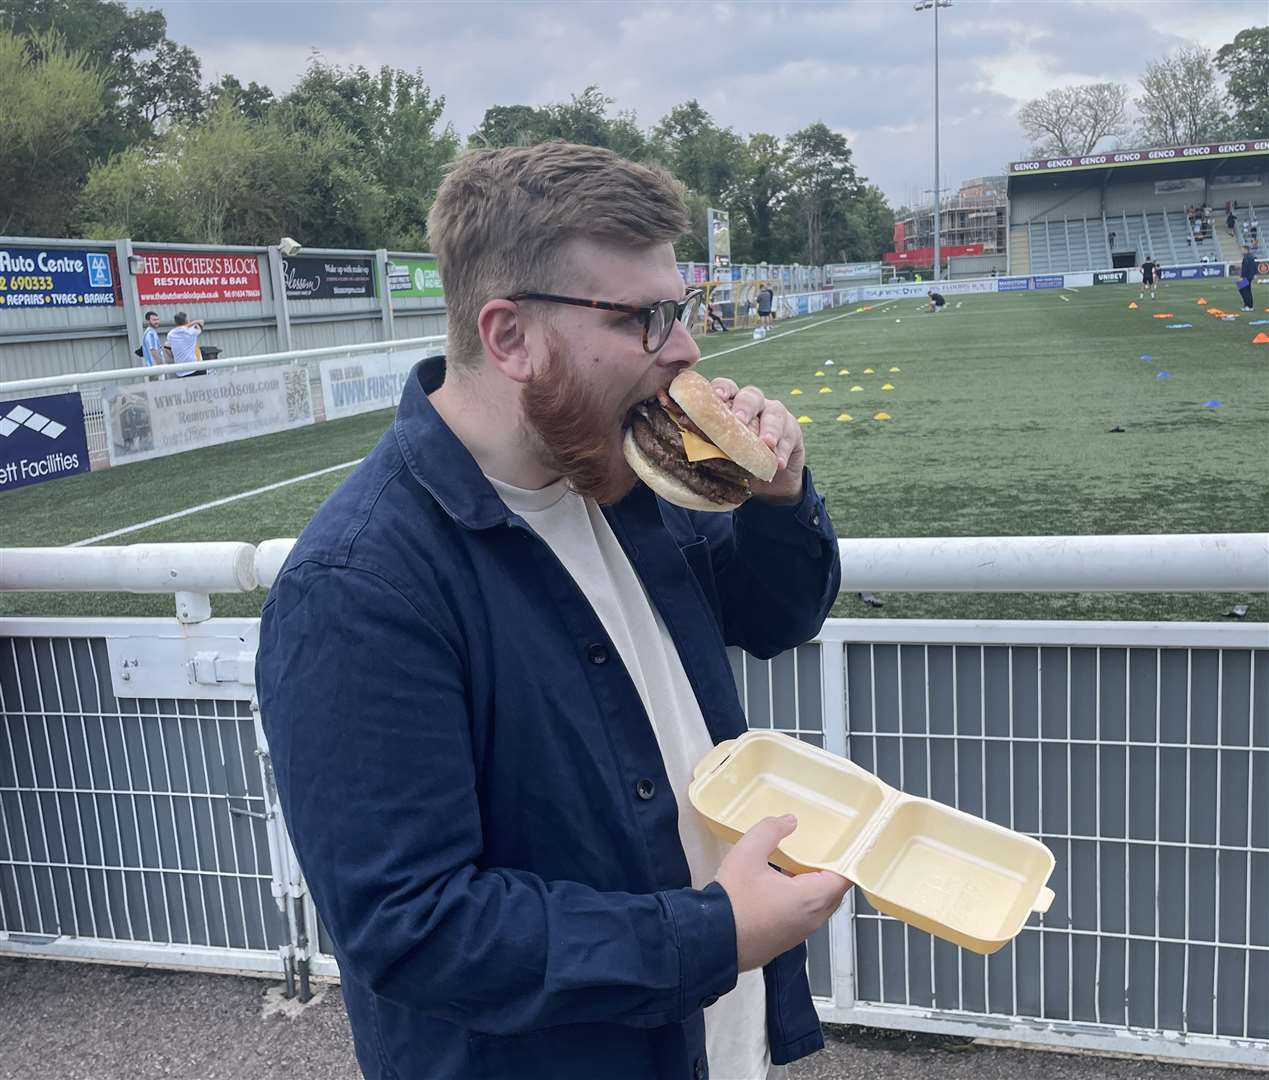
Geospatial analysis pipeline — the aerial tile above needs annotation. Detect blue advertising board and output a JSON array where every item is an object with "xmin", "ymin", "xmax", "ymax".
[
  {"xmin": 0, "ymin": 247, "xmax": 120, "ymax": 309},
  {"xmin": 997, "ymin": 276, "xmax": 1030, "ymax": 291},
  {"xmin": 0, "ymin": 393, "xmax": 91, "ymax": 490},
  {"xmin": 1160, "ymin": 263, "xmax": 1226, "ymax": 281},
  {"xmin": 1033, "ymin": 275, "xmax": 1065, "ymax": 289}
]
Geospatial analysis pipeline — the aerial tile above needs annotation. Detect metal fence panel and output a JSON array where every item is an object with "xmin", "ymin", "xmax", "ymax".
[
  {"xmin": 0, "ymin": 634, "xmax": 283, "ymax": 965},
  {"xmin": 781, "ymin": 625, "xmax": 1269, "ymax": 1068}
]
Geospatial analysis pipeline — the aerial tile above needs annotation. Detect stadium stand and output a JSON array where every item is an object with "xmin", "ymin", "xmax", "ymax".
[{"xmin": 1006, "ymin": 140, "xmax": 1269, "ymax": 274}]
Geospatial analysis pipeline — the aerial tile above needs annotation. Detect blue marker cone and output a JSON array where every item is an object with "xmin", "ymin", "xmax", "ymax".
[
  {"xmin": 1139, "ymin": 354, "xmax": 1152, "ymax": 362},
  {"xmin": 1156, "ymin": 371, "xmax": 1170, "ymax": 379},
  {"xmin": 1203, "ymin": 400, "xmax": 1222, "ymax": 408}
]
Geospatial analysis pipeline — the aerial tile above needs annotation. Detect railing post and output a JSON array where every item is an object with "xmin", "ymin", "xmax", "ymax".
[
  {"xmin": 266, "ymin": 246, "xmax": 293, "ymax": 352},
  {"xmin": 376, "ymin": 249, "xmax": 395, "ymax": 341}
]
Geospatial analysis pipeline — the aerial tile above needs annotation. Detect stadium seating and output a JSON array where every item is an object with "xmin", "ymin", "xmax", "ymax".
[{"xmin": 1023, "ymin": 209, "xmax": 1228, "ymax": 274}]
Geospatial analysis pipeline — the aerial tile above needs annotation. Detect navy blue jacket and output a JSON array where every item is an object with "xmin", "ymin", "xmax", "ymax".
[
  {"xmin": 1241, "ymin": 252, "xmax": 1258, "ymax": 283},
  {"xmin": 256, "ymin": 357, "xmax": 841, "ymax": 1079}
]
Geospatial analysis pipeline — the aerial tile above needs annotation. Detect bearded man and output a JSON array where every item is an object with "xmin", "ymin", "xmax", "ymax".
[{"xmin": 256, "ymin": 141, "xmax": 846, "ymax": 1080}]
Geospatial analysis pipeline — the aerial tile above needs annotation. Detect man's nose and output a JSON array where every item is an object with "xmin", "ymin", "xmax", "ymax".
[{"xmin": 656, "ymin": 318, "xmax": 701, "ymax": 369}]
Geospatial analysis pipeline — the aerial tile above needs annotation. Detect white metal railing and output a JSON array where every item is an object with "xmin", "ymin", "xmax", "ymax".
[
  {"xmin": 0, "ymin": 335, "xmax": 448, "ymax": 469},
  {"xmin": 2, "ymin": 535, "xmax": 1266, "ymax": 1063},
  {"xmin": 4, "ymin": 535, "xmax": 1266, "ymax": 622}
]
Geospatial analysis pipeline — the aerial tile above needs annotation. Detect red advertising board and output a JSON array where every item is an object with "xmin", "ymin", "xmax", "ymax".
[
  {"xmin": 135, "ymin": 251, "xmax": 263, "ymax": 304},
  {"xmin": 883, "ymin": 243, "xmax": 984, "ymax": 266}
]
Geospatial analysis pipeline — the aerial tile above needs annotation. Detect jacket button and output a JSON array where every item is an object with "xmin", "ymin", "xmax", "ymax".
[
  {"xmin": 636, "ymin": 778, "xmax": 656, "ymax": 800},
  {"xmin": 587, "ymin": 643, "xmax": 608, "ymax": 665},
  {"xmin": 810, "ymin": 511, "xmax": 820, "ymax": 527},
  {"xmin": 700, "ymin": 994, "xmax": 719, "ymax": 1008},
  {"xmin": 693, "ymin": 1057, "xmax": 707, "ymax": 1080}
]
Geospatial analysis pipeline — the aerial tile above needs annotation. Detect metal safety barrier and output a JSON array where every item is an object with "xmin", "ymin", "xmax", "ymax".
[{"xmin": 2, "ymin": 536, "xmax": 1267, "ymax": 1063}]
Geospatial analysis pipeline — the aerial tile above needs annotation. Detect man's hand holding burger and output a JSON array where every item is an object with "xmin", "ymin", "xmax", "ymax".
[
  {"xmin": 708, "ymin": 378, "xmax": 805, "ymax": 506},
  {"xmin": 622, "ymin": 371, "xmax": 807, "ymax": 512}
]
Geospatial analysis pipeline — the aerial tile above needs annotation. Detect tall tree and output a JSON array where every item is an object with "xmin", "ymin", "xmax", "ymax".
[
  {"xmin": 1018, "ymin": 82, "xmax": 1131, "ymax": 156},
  {"xmin": 786, "ymin": 122, "xmax": 863, "ymax": 266},
  {"xmin": 204, "ymin": 73, "xmax": 275, "ymax": 121},
  {"xmin": 651, "ymin": 101, "xmax": 743, "ymax": 202},
  {"xmin": 1136, "ymin": 47, "xmax": 1230, "ymax": 145},
  {"xmin": 1215, "ymin": 27, "xmax": 1269, "ymax": 138},
  {"xmin": 0, "ymin": 28, "xmax": 106, "ymax": 234},
  {"xmin": 2, "ymin": 0, "xmax": 203, "ymax": 141},
  {"xmin": 282, "ymin": 60, "xmax": 459, "ymax": 248},
  {"xmin": 734, "ymin": 133, "xmax": 792, "ymax": 263}
]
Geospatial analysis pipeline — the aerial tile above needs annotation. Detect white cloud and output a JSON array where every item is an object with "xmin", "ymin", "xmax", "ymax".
[{"xmin": 154, "ymin": 0, "xmax": 1266, "ymax": 204}]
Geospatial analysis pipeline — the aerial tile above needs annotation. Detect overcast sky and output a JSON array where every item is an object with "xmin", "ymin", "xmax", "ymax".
[{"xmin": 150, "ymin": 0, "xmax": 1262, "ymax": 208}]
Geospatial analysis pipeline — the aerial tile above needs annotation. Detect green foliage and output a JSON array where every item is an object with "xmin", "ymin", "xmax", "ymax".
[
  {"xmin": 1215, "ymin": 27, "xmax": 1269, "ymax": 137},
  {"xmin": 0, "ymin": 27, "xmax": 106, "ymax": 234}
]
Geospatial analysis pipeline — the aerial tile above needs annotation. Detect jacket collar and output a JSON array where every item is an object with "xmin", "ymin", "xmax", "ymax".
[{"xmin": 393, "ymin": 356, "xmax": 519, "ymax": 531}]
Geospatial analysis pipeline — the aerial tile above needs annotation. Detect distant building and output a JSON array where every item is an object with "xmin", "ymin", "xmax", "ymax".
[{"xmin": 888, "ymin": 176, "xmax": 1008, "ymax": 270}]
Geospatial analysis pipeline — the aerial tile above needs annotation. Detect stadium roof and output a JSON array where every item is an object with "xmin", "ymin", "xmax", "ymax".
[{"xmin": 1008, "ymin": 138, "xmax": 1269, "ymax": 177}]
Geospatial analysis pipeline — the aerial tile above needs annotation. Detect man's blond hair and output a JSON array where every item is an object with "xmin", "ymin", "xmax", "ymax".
[{"xmin": 426, "ymin": 141, "xmax": 690, "ymax": 368}]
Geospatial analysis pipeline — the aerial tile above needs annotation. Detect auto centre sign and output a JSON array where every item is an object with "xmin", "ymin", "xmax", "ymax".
[
  {"xmin": 0, "ymin": 247, "xmax": 120, "ymax": 309},
  {"xmin": 1009, "ymin": 139, "xmax": 1269, "ymax": 175}
]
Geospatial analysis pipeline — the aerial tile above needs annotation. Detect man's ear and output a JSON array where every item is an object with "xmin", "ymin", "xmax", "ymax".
[{"xmin": 478, "ymin": 299, "xmax": 534, "ymax": 384}]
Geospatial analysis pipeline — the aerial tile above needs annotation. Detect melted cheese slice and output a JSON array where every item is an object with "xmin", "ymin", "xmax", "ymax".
[{"xmin": 680, "ymin": 429, "xmax": 729, "ymax": 462}]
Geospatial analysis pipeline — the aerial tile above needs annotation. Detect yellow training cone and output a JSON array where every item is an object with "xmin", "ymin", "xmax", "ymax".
[
  {"xmin": 889, "ymin": 366, "xmax": 901, "ymax": 373},
  {"xmin": 815, "ymin": 370, "xmax": 825, "ymax": 377},
  {"xmin": 850, "ymin": 385, "xmax": 864, "ymax": 392},
  {"xmin": 863, "ymin": 367, "xmax": 875, "ymax": 374},
  {"xmin": 819, "ymin": 386, "xmax": 832, "ymax": 394},
  {"xmin": 1128, "ymin": 302, "xmax": 1138, "ymax": 309},
  {"xmin": 797, "ymin": 415, "xmax": 813, "ymax": 424},
  {"xmin": 873, "ymin": 412, "xmax": 892, "ymax": 421},
  {"xmin": 790, "ymin": 388, "xmax": 803, "ymax": 395},
  {"xmin": 882, "ymin": 383, "xmax": 895, "ymax": 390},
  {"xmin": 1198, "ymin": 297, "xmax": 1207, "ymax": 305},
  {"xmin": 839, "ymin": 369, "xmax": 850, "ymax": 375},
  {"xmin": 836, "ymin": 413, "xmax": 853, "ymax": 422}
]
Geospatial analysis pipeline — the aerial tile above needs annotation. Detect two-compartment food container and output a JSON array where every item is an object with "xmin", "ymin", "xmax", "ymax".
[{"xmin": 689, "ymin": 730, "xmax": 1055, "ymax": 954}]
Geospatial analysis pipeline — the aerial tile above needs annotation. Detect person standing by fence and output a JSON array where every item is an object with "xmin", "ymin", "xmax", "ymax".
[
  {"xmin": 141, "ymin": 311, "xmax": 164, "ymax": 370},
  {"xmin": 165, "ymin": 311, "xmax": 205, "ymax": 364}
]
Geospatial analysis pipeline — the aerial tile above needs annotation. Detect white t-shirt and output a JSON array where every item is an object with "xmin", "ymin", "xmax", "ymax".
[
  {"xmin": 488, "ymin": 475, "xmax": 786, "ymax": 1080},
  {"xmin": 165, "ymin": 323, "xmax": 202, "ymax": 364}
]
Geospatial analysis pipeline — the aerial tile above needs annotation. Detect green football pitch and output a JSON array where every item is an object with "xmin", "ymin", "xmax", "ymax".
[{"xmin": 3, "ymin": 278, "xmax": 1266, "ymax": 622}]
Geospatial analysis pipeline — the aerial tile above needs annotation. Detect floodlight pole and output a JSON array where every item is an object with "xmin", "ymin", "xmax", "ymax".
[{"xmin": 915, "ymin": 0, "xmax": 951, "ymax": 282}]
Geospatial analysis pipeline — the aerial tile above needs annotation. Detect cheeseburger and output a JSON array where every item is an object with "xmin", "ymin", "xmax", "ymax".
[{"xmin": 623, "ymin": 371, "xmax": 779, "ymax": 511}]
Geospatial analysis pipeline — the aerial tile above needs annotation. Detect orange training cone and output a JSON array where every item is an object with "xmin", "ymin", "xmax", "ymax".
[
  {"xmin": 1128, "ymin": 302, "xmax": 1138, "ymax": 309},
  {"xmin": 1197, "ymin": 297, "xmax": 1207, "ymax": 305},
  {"xmin": 1253, "ymin": 332, "xmax": 1269, "ymax": 344}
]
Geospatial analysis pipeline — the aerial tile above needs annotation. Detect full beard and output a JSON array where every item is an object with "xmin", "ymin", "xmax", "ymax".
[{"xmin": 520, "ymin": 342, "xmax": 644, "ymax": 506}]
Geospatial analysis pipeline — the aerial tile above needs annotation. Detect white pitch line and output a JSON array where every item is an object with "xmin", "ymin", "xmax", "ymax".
[
  {"xmin": 1059, "ymin": 294, "xmax": 1072, "ymax": 302},
  {"xmin": 72, "ymin": 459, "xmax": 364, "ymax": 546},
  {"xmin": 700, "ymin": 307, "xmax": 861, "ymax": 360}
]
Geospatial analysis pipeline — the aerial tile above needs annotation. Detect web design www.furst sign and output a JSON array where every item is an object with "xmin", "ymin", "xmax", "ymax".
[
  {"xmin": 0, "ymin": 393, "xmax": 91, "ymax": 489},
  {"xmin": 0, "ymin": 247, "xmax": 120, "ymax": 309},
  {"xmin": 283, "ymin": 256, "xmax": 376, "ymax": 300}
]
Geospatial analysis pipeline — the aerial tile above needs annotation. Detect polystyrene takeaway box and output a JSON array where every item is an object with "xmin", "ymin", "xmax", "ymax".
[{"xmin": 688, "ymin": 730, "xmax": 1055, "ymax": 955}]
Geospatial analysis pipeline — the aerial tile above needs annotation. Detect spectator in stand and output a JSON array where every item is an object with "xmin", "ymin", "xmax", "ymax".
[
  {"xmin": 1227, "ymin": 208, "xmax": 1238, "ymax": 238},
  {"xmin": 141, "ymin": 311, "xmax": 164, "ymax": 369},
  {"xmin": 165, "ymin": 312, "xmax": 205, "ymax": 365},
  {"xmin": 1238, "ymin": 244, "xmax": 1257, "ymax": 312},
  {"xmin": 1108, "ymin": 229, "xmax": 1116, "ymax": 250}
]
